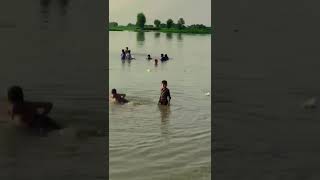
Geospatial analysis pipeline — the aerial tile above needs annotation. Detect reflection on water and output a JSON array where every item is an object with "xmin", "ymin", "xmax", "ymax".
[
  {"xmin": 40, "ymin": 0, "xmax": 70, "ymax": 27},
  {"xmin": 166, "ymin": 32, "xmax": 173, "ymax": 40},
  {"xmin": 154, "ymin": 32, "xmax": 160, "ymax": 38},
  {"xmin": 159, "ymin": 105, "xmax": 171, "ymax": 122},
  {"xmin": 177, "ymin": 33, "xmax": 183, "ymax": 41},
  {"xmin": 136, "ymin": 31, "xmax": 145, "ymax": 46},
  {"xmin": 59, "ymin": 0, "xmax": 70, "ymax": 15}
]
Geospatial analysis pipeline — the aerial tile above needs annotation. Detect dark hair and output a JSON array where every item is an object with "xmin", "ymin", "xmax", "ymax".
[
  {"xmin": 161, "ymin": 80, "xmax": 168, "ymax": 86},
  {"xmin": 165, "ymin": 54, "xmax": 168, "ymax": 56},
  {"xmin": 126, "ymin": 47, "xmax": 128, "ymax": 49},
  {"xmin": 128, "ymin": 50, "xmax": 131, "ymax": 53},
  {"xmin": 148, "ymin": 54, "xmax": 150, "ymax": 56},
  {"xmin": 161, "ymin": 54, "xmax": 164, "ymax": 56},
  {"xmin": 8, "ymin": 86, "xmax": 24, "ymax": 103},
  {"xmin": 111, "ymin": 89, "xmax": 117, "ymax": 94}
]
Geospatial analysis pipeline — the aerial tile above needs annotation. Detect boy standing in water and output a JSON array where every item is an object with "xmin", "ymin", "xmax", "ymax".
[
  {"xmin": 121, "ymin": 49, "xmax": 126, "ymax": 60},
  {"xmin": 7, "ymin": 86, "xmax": 61, "ymax": 130},
  {"xmin": 158, "ymin": 80, "xmax": 171, "ymax": 105},
  {"xmin": 110, "ymin": 89, "xmax": 129, "ymax": 104}
]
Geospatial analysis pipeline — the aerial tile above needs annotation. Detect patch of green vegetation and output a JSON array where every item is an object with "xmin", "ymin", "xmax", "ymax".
[{"xmin": 108, "ymin": 13, "xmax": 212, "ymax": 34}]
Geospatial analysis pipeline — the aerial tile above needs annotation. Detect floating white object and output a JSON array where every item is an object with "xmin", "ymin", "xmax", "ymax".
[
  {"xmin": 303, "ymin": 97, "xmax": 317, "ymax": 109},
  {"xmin": 205, "ymin": 92, "xmax": 210, "ymax": 96},
  {"xmin": 147, "ymin": 69, "xmax": 151, "ymax": 72}
]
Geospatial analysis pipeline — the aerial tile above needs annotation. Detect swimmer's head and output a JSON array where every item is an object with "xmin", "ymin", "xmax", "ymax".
[
  {"xmin": 8, "ymin": 86, "xmax": 24, "ymax": 104},
  {"xmin": 128, "ymin": 50, "xmax": 131, "ymax": 54},
  {"xmin": 165, "ymin": 54, "xmax": 168, "ymax": 57},
  {"xmin": 161, "ymin": 80, "xmax": 168, "ymax": 88},
  {"xmin": 111, "ymin": 89, "xmax": 117, "ymax": 95},
  {"xmin": 148, "ymin": 54, "xmax": 151, "ymax": 57},
  {"xmin": 122, "ymin": 49, "xmax": 125, "ymax": 52},
  {"xmin": 161, "ymin": 54, "xmax": 164, "ymax": 57},
  {"xmin": 126, "ymin": 47, "xmax": 128, "ymax": 50}
]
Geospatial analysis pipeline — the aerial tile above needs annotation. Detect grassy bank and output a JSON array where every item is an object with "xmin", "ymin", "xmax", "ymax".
[{"xmin": 109, "ymin": 26, "xmax": 211, "ymax": 34}]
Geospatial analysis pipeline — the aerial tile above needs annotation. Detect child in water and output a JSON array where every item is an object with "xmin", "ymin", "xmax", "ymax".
[
  {"xmin": 121, "ymin": 49, "xmax": 126, "ymax": 60},
  {"xmin": 164, "ymin": 54, "xmax": 169, "ymax": 61},
  {"xmin": 147, "ymin": 54, "xmax": 152, "ymax": 60},
  {"xmin": 7, "ymin": 86, "xmax": 61, "ymax": 130},
  {"xmin": 110, "ymin": 89, "xmax": 129, "ymax": 104},
  {"xmin": 160, "ymin": 54, "xmax": 165, "ymax": 61},
  {"xmin": 126, "ymin": 50, "xmax": 135, "ymax": 60},
  {"xmin": 158, "ymin": 80, "xmax": 171, "ymax": 105}
]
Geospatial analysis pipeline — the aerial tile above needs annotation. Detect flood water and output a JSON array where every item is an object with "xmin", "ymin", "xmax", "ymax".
[
  {"xmin": 214, "ymin": 1, "xmax": 320, "ymax": 179},
  {"xmin": 109, "ymin": 31, "xmax": 211, "ymax": 180},
  {"xmin": 0, "ymin": 1, "xmax": 107, "ymax": 179}
]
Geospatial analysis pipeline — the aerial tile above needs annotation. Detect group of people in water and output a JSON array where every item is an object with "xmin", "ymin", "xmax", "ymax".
[
  {"xmin": 4, "ymin": 46, "xmax": 172, "ymax": 131},
  {"xmin": 110, "ymin": 80, "xmax": 172, "ymax": 106},
  {"xmin": 121, "ymin": 47, "xmax": 135, "ymax": 60},
  {"xmin": 114, "ymin": 47, "xmax": 172, "ymax": 106},
  {"xmin": 121, "ymin": 46, "xmax": 171, "ymax": 66}
]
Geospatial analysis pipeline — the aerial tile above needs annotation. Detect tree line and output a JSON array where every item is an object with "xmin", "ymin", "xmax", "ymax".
[{"xmin": 109, "ymin": 12, "xmax": 209, "ymax": 30}]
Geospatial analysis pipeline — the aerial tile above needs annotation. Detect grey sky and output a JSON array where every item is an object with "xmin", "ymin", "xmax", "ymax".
[{"xmin": 109, "ymin": 0, "xmax": 211, "ymax": 26}]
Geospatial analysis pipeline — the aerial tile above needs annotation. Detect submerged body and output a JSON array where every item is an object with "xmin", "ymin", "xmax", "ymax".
[
  {"xmin": 110, "ymin": 89, "xmax": 129, "ymax": 104},
  {"xmin": 7, "ymin": 86, "xmax": 61, "ymax": 130}
]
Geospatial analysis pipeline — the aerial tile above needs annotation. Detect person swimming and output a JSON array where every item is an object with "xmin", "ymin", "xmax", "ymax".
[
  {"xmin": 7, "ymin": 86, "xmax": 61, "ymax": 130},
  {"xmin": 110, "ymin": 89, "xmax": 129, "ymax": 104},
  {"xmin": 164, "ymin": 54, "xmax": 169, "ymax": 61},
  {"xmin": 158, "ymin": 80, "xmax": 171, "ymax": 105},
  {"xmin": 154, "ymin": 59, "xmax": 158, "ymax": 66},
  {"xmin": 121, "ymin": 49, "xmax": 126, "ymax": 60},
  {"xmin": 147, "ymin": 54, "xmax": 152, "ymax": 60},
  {"xmin": 125, "ymin": 47, "xmax": 129, "ymax": 54}
]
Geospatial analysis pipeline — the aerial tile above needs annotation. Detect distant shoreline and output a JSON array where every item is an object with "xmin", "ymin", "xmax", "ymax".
[{"xmin": 109, "ymin": 26, "xmax": 212, "ymax": 34}]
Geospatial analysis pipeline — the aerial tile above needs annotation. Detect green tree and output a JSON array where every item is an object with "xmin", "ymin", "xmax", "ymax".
[
  {"xmin": 160, "ymin": 23, "xmax": 166, "ymax": 28},
  {"xmin": 177, "ymin": 18, "xmax": 185, "ymax": 29},
  {"xmin": 136, "ymin": 13, "xmax": 146, "ymax": 29},
  {"xmin": 154, "ymin": 19, "xmax": 161, "ymax": 28},
  {"xmin": 166, "ymin": 19, "xmax": 174, "ymax": 28},
  {"xmin": 109, "ymin": 22, "xmax": 118, "ymax": 27}
]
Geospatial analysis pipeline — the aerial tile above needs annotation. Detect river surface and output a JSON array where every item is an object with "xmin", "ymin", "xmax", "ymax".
[
  {"xmin": 214, "ymin": 1, "xmax": 320, "ymax": 179},
  {"xmin": 109, "ymin": 31, "xmax": 211, "ymax": 180},
  {"xmin": 0, "ymin": 1, "xmax": 107, "ymax": 179}
]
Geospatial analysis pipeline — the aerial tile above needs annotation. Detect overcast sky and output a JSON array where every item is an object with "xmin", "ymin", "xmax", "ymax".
[{"xmin": 109, "ymin": 0, "xmax": 211, "ymax": 26}]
